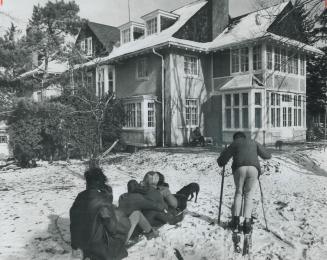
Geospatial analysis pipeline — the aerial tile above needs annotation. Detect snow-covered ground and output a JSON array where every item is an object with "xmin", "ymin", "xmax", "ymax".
[{"xmin": 1, "ymin": 145, "xmax": 327, "ymax": 260}]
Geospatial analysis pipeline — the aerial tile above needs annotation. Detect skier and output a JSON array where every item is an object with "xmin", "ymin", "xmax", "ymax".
[{"xmin": 217, "ymin": 131, "xmax": 271, "ymax": 253}]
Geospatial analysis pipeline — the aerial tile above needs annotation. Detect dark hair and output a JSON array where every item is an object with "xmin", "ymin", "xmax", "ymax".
[
  {"xmin": 84, "ymin": 167, "xmax": 107, "ymax": 187},
  {"xmin": 127, "ymin": 179, "xmax": 139, "ymax": 193},
  {"xmin": 157, "ymin": 172, "xmax": 165, "ymax": 186},
  {"xmin": 233, "ymin": 131, "xmax": 246, "ymax": 140}
]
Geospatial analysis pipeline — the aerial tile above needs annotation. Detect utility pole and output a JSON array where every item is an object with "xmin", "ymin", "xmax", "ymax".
[{"xmin": 128, "ymin": 0, "xmax": 131, "ymax": 22}]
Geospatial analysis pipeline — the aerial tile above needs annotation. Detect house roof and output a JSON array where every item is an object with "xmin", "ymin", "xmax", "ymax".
[
  {"xmin": 86, "ymin": 21, "xmax": 120, "ymax": 50},
  {"xmin": 19, "ymin": 60, "xmax": 69, "ymax": 79},
  {"xmin": 218, "ymin": 74, "xmax": 264, "ymax": 92}
]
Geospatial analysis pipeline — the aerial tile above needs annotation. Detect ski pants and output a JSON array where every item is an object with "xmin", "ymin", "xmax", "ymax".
[
  {"xmin": 126, "ymin": 210, "xmax": 152, "ymax": 243},
  {"xmin": 233, "ymin": 166, "xmax": 258, "ymax": 219}
]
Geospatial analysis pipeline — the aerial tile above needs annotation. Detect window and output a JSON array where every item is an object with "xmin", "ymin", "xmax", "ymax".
[
  {"xmin": 242, "ymin": 93, "xmax": 249, "ymax": 128},
  {"xmin": 86, "ymin": 73, "xmax": 93, "ymax": 90},
  {"xmin": 294, "ymin": 107, "xmax": 298, "ymax": 126},
  {"xmin": 298, "ymin": 96, "xmax": 302, "ymax": 126},
  {"xmin": 186, "ymin": 99, "xmax": 199, "ymax": 126},
  {"xmin": 231, "ymin": 49, "xmax": 240, "ymax": 73},
  {"xmin": 283, "ymin": 107, "xmax": 287, "ymax": 127},
  {"xmin": 80, "ymin": 40, "xmax": 85, "ymax": 52},
  {"xmin": 233, "ymin": 94, "xmax": 240, "ymax": 128},
  {"xmin": 137, "ymin": 58, "xmax": 148, "ymax": 79},
  {"xmin": 281, "ymin": 49, "xmax": 287, "ymax": 73},
  {"xmin": 184, "ymin": 56, "xmax": 199, "ymax": 76},
  {"xmin": 253, "ymin": 45, "xmax": 262, "ymax": 70},
  {"xmin": 300, "ymin": 56, "xmax": 305, "ymax": 76},
  {"xmin": 274, "ymin": 47, "xmax": 281, "ymax": 71},
  {"xmin": 122, "ymin": 28, "xmax": 131, "ymax": 44},
  {"xmin": 293, "ymin": 54, "xmax": 298, "ymax": 75},
  {"xmin": 270, "ymin": 93, "xmax": 282, "ymax": 128},
  {"xmin": 98, "ymin": 68, "xmax": 105, "ymax": 97},
  {"xmin": 86, "ymin": 37, "xmax": 92, "ymax": 56},
  {"xmin": 276, "ymin": 108, "xmax": 281, "ymax": 127},
  {"xmin": 225, "ymin": 94, "xmax": 231, "ymax": 128},
  {"xmin": 266, "ymin": 45, "xmax": 273, "ymax": 70},
  {"xmin": 147, "ymin": 102, "xmax": 155, "ymax": 127},
  {"xmin": 254, "ymin": 92, "xmax": 262, "ymax": 128},
  {"xmin": 240, "ymin": 47, "xmax": 249, "ymax": 72},
  {"xmin": 288, "ymin": 107, "xmax": 292, "ymax": 126},
  {"xmin": 0, "ymin": 136, "xmax": 8, "ymax": 144},
  {"xmin": 125, "ymin": 103, "xmax": 142, "ymax": 128},
  {"xmin": 146, "ymin": 18, "xmax": 157, "ymax": 35},
  {"xmin": 108, "ymin": 67, "xmax": 115, "ymax": 93}
]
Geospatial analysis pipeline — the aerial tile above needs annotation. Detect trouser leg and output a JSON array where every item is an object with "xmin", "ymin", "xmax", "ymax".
[
  {"xmin": 126, "ymin": 211, "xmax": 152, "ymax": 243},
  {"xmin": 233, "ymin": 167, "xmax": 246, "ymax": 217},
  {"xmin": 243, "ymin": 166, "xmax": 258, "ymax": 219}
]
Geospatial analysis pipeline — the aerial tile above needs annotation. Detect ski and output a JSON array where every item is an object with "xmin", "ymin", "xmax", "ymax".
[
  {"xmin": 232, "ymin": 230, "xmax": 242, "ymax": 253},
  {"xmin": 242, "ymin": 231, "xmax": 252, "ymax": 256}
]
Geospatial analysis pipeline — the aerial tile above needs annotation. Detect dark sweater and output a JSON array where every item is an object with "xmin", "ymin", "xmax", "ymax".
[{"xmin": 217, "ymin": 138, "xmax": 271, "ymax": 173}]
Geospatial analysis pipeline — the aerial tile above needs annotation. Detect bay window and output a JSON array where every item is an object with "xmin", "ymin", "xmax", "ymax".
[
  {"xmin": 186, "ymin": 99, "xmax": 199, "ymax": 127},
  {"xmin": 224, "ymin": 92, "xmax": 249, "ymax": 129},
  {"xmin": 125, "ymin": 103, "xmax": 142, "ymax": 128}
]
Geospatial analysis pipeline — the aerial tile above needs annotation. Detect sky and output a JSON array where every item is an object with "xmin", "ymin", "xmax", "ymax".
[{"xmin": 0, "ymin": 0, "xmax": 263, "ymax": 35}]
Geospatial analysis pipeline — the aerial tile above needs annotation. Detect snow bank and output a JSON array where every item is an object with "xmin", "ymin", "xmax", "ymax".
[{"xmin": 1, "ymin": 147, "xmax": 327, "ymax": 260}]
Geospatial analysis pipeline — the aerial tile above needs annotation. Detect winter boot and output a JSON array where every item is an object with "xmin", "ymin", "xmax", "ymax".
[
  {"xmin": 229, "ymin": 216, "xmax": 240, "ymax": 231},
  {"xmin": 243, "ymin": 218, "xmax": 253, "ymax": 234}
]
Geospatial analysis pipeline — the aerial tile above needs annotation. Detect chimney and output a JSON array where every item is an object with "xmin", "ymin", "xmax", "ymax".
[{"xmin": 210, "ymin": 0, "xmax": 229, "ymax": 40}]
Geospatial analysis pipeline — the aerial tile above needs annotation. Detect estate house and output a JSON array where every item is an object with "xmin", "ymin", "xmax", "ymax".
[{"xmin": 89, "ymin": 0, "xmax": 322, "ymax": 147}]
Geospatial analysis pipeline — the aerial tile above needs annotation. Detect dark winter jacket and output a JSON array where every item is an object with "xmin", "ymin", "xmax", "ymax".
[
  {"xmin": 118, "ymin": 192, "xmax": 164, "ymax": 216},
  {"xmin": 70, "ymin": 187, "xmax": 127, "ymax": 260},
  {"xmin": 143, "ymin": 186, "xmax": 168, "ymax": 210},
  {"xmin": 217, "ymin": 138, "xmax": 271, "ymax": 173}
]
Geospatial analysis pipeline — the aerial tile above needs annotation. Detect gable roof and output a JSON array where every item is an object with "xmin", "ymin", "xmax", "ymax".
[
  {"xmin": 86, "ymin": 21, "xmax": 120, "ymax": 50},
  {"xmin": 76, "ymin": 0, "xmax": 322, "ymax": 69}
]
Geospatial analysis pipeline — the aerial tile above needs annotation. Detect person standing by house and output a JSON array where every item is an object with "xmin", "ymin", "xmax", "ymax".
[
  {"xmin": 217, "ymin": 132, "xmax": 271, "ymax": 234},
  {"xmin": 190, "ymin": 127, "xmax": 205, "ymax": 147}
]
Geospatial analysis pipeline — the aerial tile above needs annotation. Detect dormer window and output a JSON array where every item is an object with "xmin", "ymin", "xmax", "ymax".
[
  {"xmin": 142, "ymin": 10, "xmax": 179, "ymax": 37},
  {"xmin": 80, "ymin": 37, "xmax": 93, "ymax": 56},
  {"xmin": 122, "ymin": 28, "xmax": 131, "ymax": 44},
  {"xmin": 119, "ymin": 22, "xmax": 145, "ymax": 44},
  {"xmin": 146, "ymin": 18, "xmax": 158, "ymax": 35}
]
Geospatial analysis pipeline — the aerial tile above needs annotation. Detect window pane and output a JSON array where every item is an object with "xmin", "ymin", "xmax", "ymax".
[
  {"xmin": 242, "ymin": 93, "xmax": 248, "ymax": 106},
  {"xmin": 281, "ymin": 49, "xmax": 287, "ymax": 73},
  {"xmin": 137, "ymin": 103, "xmax": 142, "ymax": 127},
  {"xmin": 253, "ymin": 45, "xmax": 262, "ymax": 70},
  {"xmin": 288, "ymin": 107, "xmax": 292, "ymax": 126},
  {"xmin": 148, "ymin": 102, "xmax": 155, "ymax": 127},
  {"xmin": 298, "ymin": 109, "xmax": 302, "ymax": 126},
  {"xmin": 184, "ymin": 56, "xmax": 198, "ymax": 75},
  {"xmin": 277, "ymin": 94, "xmax": 280, "ymax": 106},
  {"xmin": 271, "ymin": 93, "xmax": 275, "ymax": 105},
  {"xmin": 232, "ymin": 49, "xmax": 240, "ymax": 73},
  {"xmin": 267, "ymin": 45, "xmax": 273, "ymax": 70},
  {"xmin": 185, "ymin": 99, "xmax": 198, "ymax": 126},
  {"xmin": 146, "ymin": 18, "xmax": 157, "ymax": 35},
  {"xmin": 255, "ymin": 93, "xmax": 261, "ymax": 105},
  {"xmin": 226, "ymin": 109, "xmax": 231, "ymax": 128},
  {"xmin": 0, "ymin": 136, "xmax": 8, "ymax": 143},
  {"xmin": 241, "ymin": 47, "xmax": 249, "ymax": 72},
  {"xmin": 234, "ymin": 108, "xmax": 240, "ymax": 128},
  {"xmin": 242, "ymin": 108, "xmax": 248, "ymax": 128},
  {"xmin": 271, "ymin": 108, "xmax": 276, "ymax": 127},
  {"xmin": 225, "ymin": 94, "xmax": 231, "ymax": 107},
  {"xmin": 274, "ymin": 47, "xmax": 281, "ymax": 71},
  {"xmin": 234, "ymin": 94, "xmax": 239, "ymax": 106},
  {"xmin": 294, "ymin": 108, "xmax": 297, "ymax": 126},
  {"xmin": 283, "ymin": 107, "xmax": 287, "ymax": 127},
  {"xmin": 255, "ymin": 108, "xmax": 262, "ymax": 128},
  {"xmin": 277, "ymin": 108, "xmax": 281, "ymax": 127}
]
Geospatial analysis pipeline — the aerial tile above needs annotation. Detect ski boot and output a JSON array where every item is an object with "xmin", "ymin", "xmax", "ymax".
[
  {"xmin": 242, "ymin": 218, "xmax": 253, "ymax": 256},
  {"xmin": 231, "ymin": 216, "xmax": 242, "ymax": 253}
]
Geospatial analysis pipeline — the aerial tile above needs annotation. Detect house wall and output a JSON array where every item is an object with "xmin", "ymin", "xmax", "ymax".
[{"xmin": 166, "ymin": 49, "xmax": 211, "ymax": 146}]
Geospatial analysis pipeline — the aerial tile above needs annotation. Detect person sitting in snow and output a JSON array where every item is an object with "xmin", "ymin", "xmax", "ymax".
[
  {"xmin": 69, "ymin": 168, "xmax": 159, "ymax": 260},
  {"xmin": 217, "ymin": 132, "xmax": 271, "ymax": 235},
  {"xmin": 118, "ymin": 180, "xmax": 163, "ymax": 241}
]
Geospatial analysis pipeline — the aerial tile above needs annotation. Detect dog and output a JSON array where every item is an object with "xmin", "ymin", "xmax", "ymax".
[
  {"xmin": 176, "ymin": 182, "xmax": 200, "ymax": 203},
  {"xmin": 275, "ymin": 140, "xmax": 283, "ymax": 150}
]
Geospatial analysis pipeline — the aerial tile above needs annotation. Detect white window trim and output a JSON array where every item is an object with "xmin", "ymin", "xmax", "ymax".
[
  {"xmin": 146, "ymin": 100, "xmax": 156, "ymax": 129},
  {"xmin": 145, "ymin": 17, "xmax": 158, "ymax": 36},
  {"xmin": 185, "ymin": 98, "xmax": 199, "ymax": 128},
  {"xmin": 222, "ymin": 91, "xmax": 250, "ymax": 131},
  {"xmin": 184, "ymin": 55, "xmax": 199, "ymax": 77}
]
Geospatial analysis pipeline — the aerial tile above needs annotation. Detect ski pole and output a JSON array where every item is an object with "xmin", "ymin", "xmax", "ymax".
[
  {"xmin": 258, "ymin": 177, "xmax": 269, "ymax": 231},
  {"xmin": 218, "ymin": 165, "xmax": 225, "ymax": 225}
]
